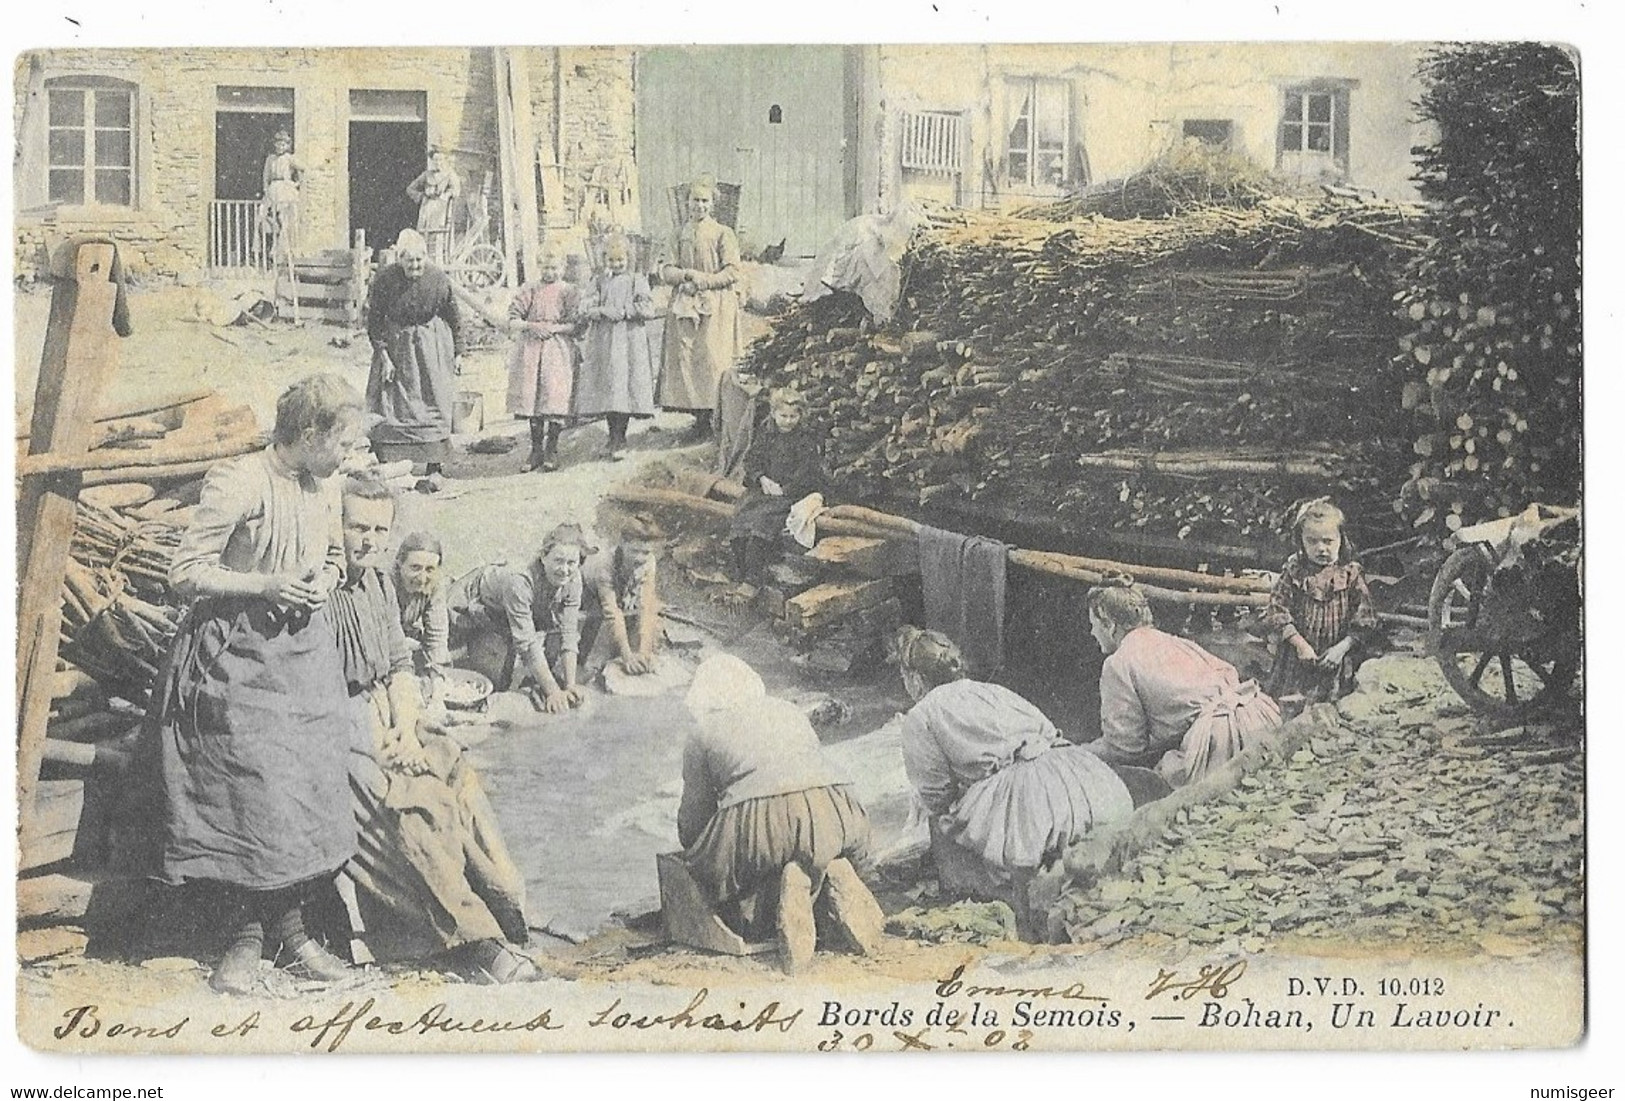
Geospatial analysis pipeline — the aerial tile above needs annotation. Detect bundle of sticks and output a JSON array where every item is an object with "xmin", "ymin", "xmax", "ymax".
[
  {"xmin": 59, "ymin": 557, "xmax": 181, "ymax": 704},
  {"xmin": 69, "ymin": 502, "xmax": 183, "ymax": 600}
]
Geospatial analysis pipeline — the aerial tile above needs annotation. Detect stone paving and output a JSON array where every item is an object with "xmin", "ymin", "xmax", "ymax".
[{"xmin": 1052, "ymin": 648, "xmax": 1584, "ymax": 958}]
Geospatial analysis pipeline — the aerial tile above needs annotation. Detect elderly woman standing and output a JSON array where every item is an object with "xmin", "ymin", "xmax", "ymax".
[
  {"xmin": 1083, "ymin": 580, "xmax": 1283, "ymax": 787},
  {"xmin": 679, "ymin": 655, "xmax": 883, "ymax": 973},
  {"xmin": 366, "ymin": 228, "xmax": 462, "ymax": 488},
  {"xmin": 895, "ymin": 627, "xmax": 1134, "ymax": 926},
  {"xmin": 658, "ymin": 180, "xmax": 743, "ymax": 439},
  {"xmin": 137, "ymin": 373, "xmax": 364, "ymax": 994}
]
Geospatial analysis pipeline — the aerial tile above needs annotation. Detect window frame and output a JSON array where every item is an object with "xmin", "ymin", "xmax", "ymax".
[
  {"xmin": 45, "ymin": 76, "xmax": 139, "ymax": 209},
  {"xmin": 1276, "ymin": 80, "xmax": 1354, "ymax": 180},
  {"xmin": 1003, "ymin": 75, "xmax": 1072, "ymax": 190}
]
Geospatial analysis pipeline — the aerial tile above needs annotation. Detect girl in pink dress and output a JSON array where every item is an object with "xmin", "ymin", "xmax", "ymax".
[{"xmin": 506, "ymin": 251, "xmax": 580, "ymax": 472}]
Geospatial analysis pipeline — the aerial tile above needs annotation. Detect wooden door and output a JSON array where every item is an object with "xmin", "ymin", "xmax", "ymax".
[{"xmin": 636, "ymin": 46, "xmax": 854, "ymax": 258}]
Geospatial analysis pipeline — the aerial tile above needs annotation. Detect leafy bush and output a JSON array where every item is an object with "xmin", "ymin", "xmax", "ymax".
[{"xmin": 1395, "ymin": 43, "xmax": 1581, "ymax": 530}]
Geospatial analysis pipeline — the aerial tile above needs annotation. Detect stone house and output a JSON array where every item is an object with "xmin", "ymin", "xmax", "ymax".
[
  {"xmin": 12, "ymin": 43, "xmax": 1430, "ymax": 281},
  {"xmin": 13, "ymin": 46, "xmax": 635, "ymax": 279},
  {"xmin": 872, "ymin": 42, "xmax": 1432, "ymax": 211}
]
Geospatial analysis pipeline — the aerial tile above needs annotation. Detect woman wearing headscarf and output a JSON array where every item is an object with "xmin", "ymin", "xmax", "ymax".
[
  {"xmin": 679, "ymin": 655, "xmax": 883, "ymax": 973},
  {"xmin": 894, "ymin": 627, "xmax": 1135, "ymax": 920},
  {"xmin": 365, "ymin": 228, "xmax": 463, "ymax": 488},
  {"xmin": 1083, "ymin": 580, "xmax": 1283, "ymax": 787}
]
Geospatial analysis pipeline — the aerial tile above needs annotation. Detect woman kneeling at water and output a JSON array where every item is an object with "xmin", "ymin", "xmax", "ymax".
[
  {"xmin": 329, "ymin": 473, "xmax": 536, "ymax": 982},
  {"xmin": 678, "ymin": 655, "xmax": 884, "ymax": 974},
  {"xmin": 895, "ymin": 627, "xmax": 1135, "ymax": 917},
  {"xmin": 1082, "ymin": 579, "xmax": 1283, "ymax": 787}
]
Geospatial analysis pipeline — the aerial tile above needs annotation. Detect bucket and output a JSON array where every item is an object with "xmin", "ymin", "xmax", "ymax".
[{"xmin": 452, "ymin": 390, "xmax": 485, "ymax": 434}]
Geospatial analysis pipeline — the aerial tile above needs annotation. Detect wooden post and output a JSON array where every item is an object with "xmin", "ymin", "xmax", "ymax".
[
  {"xmin": 17, "ymin": 241, "xmax": 129, "ymax": 867},
  {"xmin": 492, "ymin": 47, "xmax": 541, "ymax": 288}
]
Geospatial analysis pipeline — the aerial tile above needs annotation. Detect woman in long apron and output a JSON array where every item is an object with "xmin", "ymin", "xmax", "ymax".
[
  {"xmin": 141, "ymin": 373, "xmax": 365, "ymax": 994},
  {"xmin": 657, "ymin": 181, "xmax": 743, "ymax": 438},
  {"xmin": 366, "ymin": 228, "xmax": 463, "ymax": 487}
]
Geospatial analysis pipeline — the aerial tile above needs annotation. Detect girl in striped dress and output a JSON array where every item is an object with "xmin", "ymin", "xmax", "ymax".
[{"xmin": 1263, "ymin": 499, "xmax": 1381, "ymax": 703}]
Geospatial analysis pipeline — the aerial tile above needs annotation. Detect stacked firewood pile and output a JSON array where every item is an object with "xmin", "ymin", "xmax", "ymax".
[
  {"xmin": 60, "ymin": 501, "xmax": 186, "ymax": 704},
  {"xmin": 744, "ymin": 192, "xmax": 1429, "ymax": 550}
]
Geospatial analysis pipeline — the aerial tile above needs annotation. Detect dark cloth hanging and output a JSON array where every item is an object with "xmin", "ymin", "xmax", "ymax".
[{"xmin": 917, "ymin": 523, "xmax": 1008, "ymax": 676}]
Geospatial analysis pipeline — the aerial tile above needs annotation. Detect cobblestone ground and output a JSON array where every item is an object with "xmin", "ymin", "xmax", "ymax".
[{"xmin": 1053, "ymin": 646, "xmax": 1585, "ymax": 959}]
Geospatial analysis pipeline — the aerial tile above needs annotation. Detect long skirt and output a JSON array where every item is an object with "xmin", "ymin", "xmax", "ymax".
[
  {"xmin": 343, "ymin": 690, "xmax": 528, "ymax": 962},
  {"xmin": 140, "ymin": 599, "xmax": 356, "ymax": 890},
  {"xmin": 507, "ymin": 332, "xmax": 575, "ymax": 419},
  {"xmin": 1156, "ymin": 681, "xmax": 1283, "ymax": 788},
  {"xmin": 658, "ymin": 293, "xmax": 740, "ymax": 412},
  {"xmin": 575, "ymin": 319, "xmax": 657, "ymax": 418},
  {"xmin": 368, "ymin": 318, "xmax": 457, "ymax": 457},
  {"xmin": 946, "ymin": 745, "xmax": 1135, "ymax": 873},
  {"xmin": 683, "ymin": 785, "xmax": 870, "ymax": 906}
]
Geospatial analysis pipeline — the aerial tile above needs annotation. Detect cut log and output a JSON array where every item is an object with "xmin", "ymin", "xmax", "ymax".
[
  {"xmin": 22, "ymin": 778, "xmax": 89, "ymax": 872},
  {"xmin": 607, "ymin": 486, "xmax": 734, "ymax": 522},
  {"xmin": 786, "ymin": 579, "xmax": 896, "ymax": 632},
  {"xmin": 788, "ymin": 597, "xmax": 904, "ymax": 649},
  {"xmin": 47, "ymin": 709, "xmax": 141, "ymax": 744},
  {"xmin": 18, "ymin": 871, "xmax": 149, "ymax": 928},
  {"xmin": 78, "ymin": 482, "xmax": 155, "ymax": 512},
  {"xmin": 805, "ymin": 535, "xmax": 920, "ymax": 578}
]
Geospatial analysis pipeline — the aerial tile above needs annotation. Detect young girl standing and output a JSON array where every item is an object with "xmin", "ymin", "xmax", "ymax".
[
  {"xmin": 506, "ymin": 250, "xmax": 579, "ymax": 473},
  {"xmin": 1263, "ymin": 499, "xmax": 1381, "ymax": 703},
  {"xmin": 576, "ymin": 237, "xmax": 658, "ymax": 461}
]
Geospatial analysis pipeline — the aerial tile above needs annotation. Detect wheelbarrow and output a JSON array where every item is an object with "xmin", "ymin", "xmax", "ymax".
[{"xmin": 1427, "ymin": 503, "xmax": 1581, "ymax": 718}]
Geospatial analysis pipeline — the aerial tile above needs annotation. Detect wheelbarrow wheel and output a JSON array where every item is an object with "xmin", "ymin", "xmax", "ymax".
[
  {"xmin": 454, "ymin": 244, "xmax": 506, "ymax": 290},
  {"xmin": 1428, "ymin": 545, "xmax": 1578, "ymax": 718}
]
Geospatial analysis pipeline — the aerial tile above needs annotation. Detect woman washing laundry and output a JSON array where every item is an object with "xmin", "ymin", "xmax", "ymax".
[
  {"xmin": 678, "ymin": 655, "xmax": 884, "ymax": 974},
  {"xmin": 894, "ymin": 627, "xmax": 1135, "ymax": 930},
  {"xmin": 1082, "ymin": 578, "xmax": 1283, "ymax": 787}
]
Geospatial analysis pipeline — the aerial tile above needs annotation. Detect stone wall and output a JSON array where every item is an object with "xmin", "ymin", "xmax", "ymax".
[
  {"xmin": 526, "ymin": 45, "xmax": 638, "ymax": 253},
  {"xmin": 13, "ymin": 47, "xmax": 542, "ymax": 280}
]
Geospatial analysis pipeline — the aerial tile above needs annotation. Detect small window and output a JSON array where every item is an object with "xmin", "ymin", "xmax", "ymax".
[
  {"xmin": 1278, "ymin": 83, "xmax": 1351, "ymax": 180},
  {"xmin": 768, "ymin": 104, "xmax": 783, "ymax": 124},
  {"xmin": 1182, "ymin": 119, "xmax": 1234, "ymax": 149},
  {"xmin": 46, "ymin": 77, "xmax": 137, "ymax": 207},
  {"xmin": 1005, "ymin": 77, "xmax": 1070, "ymax": 188}
]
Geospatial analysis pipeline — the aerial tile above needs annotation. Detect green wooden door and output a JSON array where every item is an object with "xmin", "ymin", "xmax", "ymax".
[{"xmin": 636, "ymin": 46, "xmax": 854, "ymax": 259}]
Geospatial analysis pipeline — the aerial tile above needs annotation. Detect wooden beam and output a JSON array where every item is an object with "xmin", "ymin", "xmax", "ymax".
[
  {"xmin": 16, "ymin": 429, "xmax": 266, "ymax": 478},
  {"xmin": 17, "ymin": 241, "xmax": 128, "ymax": 869},
  {"xmin": 785, "ymin": 579, "xmax": 895, "ymax": 632},
  {"xmin": 805, "ymin": 535, "xmax": 920, "ymax": 578},
  {"xmin": 492, "ymin": 47, "xmax": 541, "ymax": 287}
]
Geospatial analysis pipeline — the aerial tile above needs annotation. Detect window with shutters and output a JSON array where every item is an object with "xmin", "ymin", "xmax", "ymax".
[
  {"xmin": 46, "ymin": 77, "xmax": 138, "ymax": 207},
  {"xmin": 899, "ymin": 110, "xmax": 965, "ymax": 176},
  {"xmin": 1277, "ymin": 82, "xmax": 1352, "ymax": 181}
]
